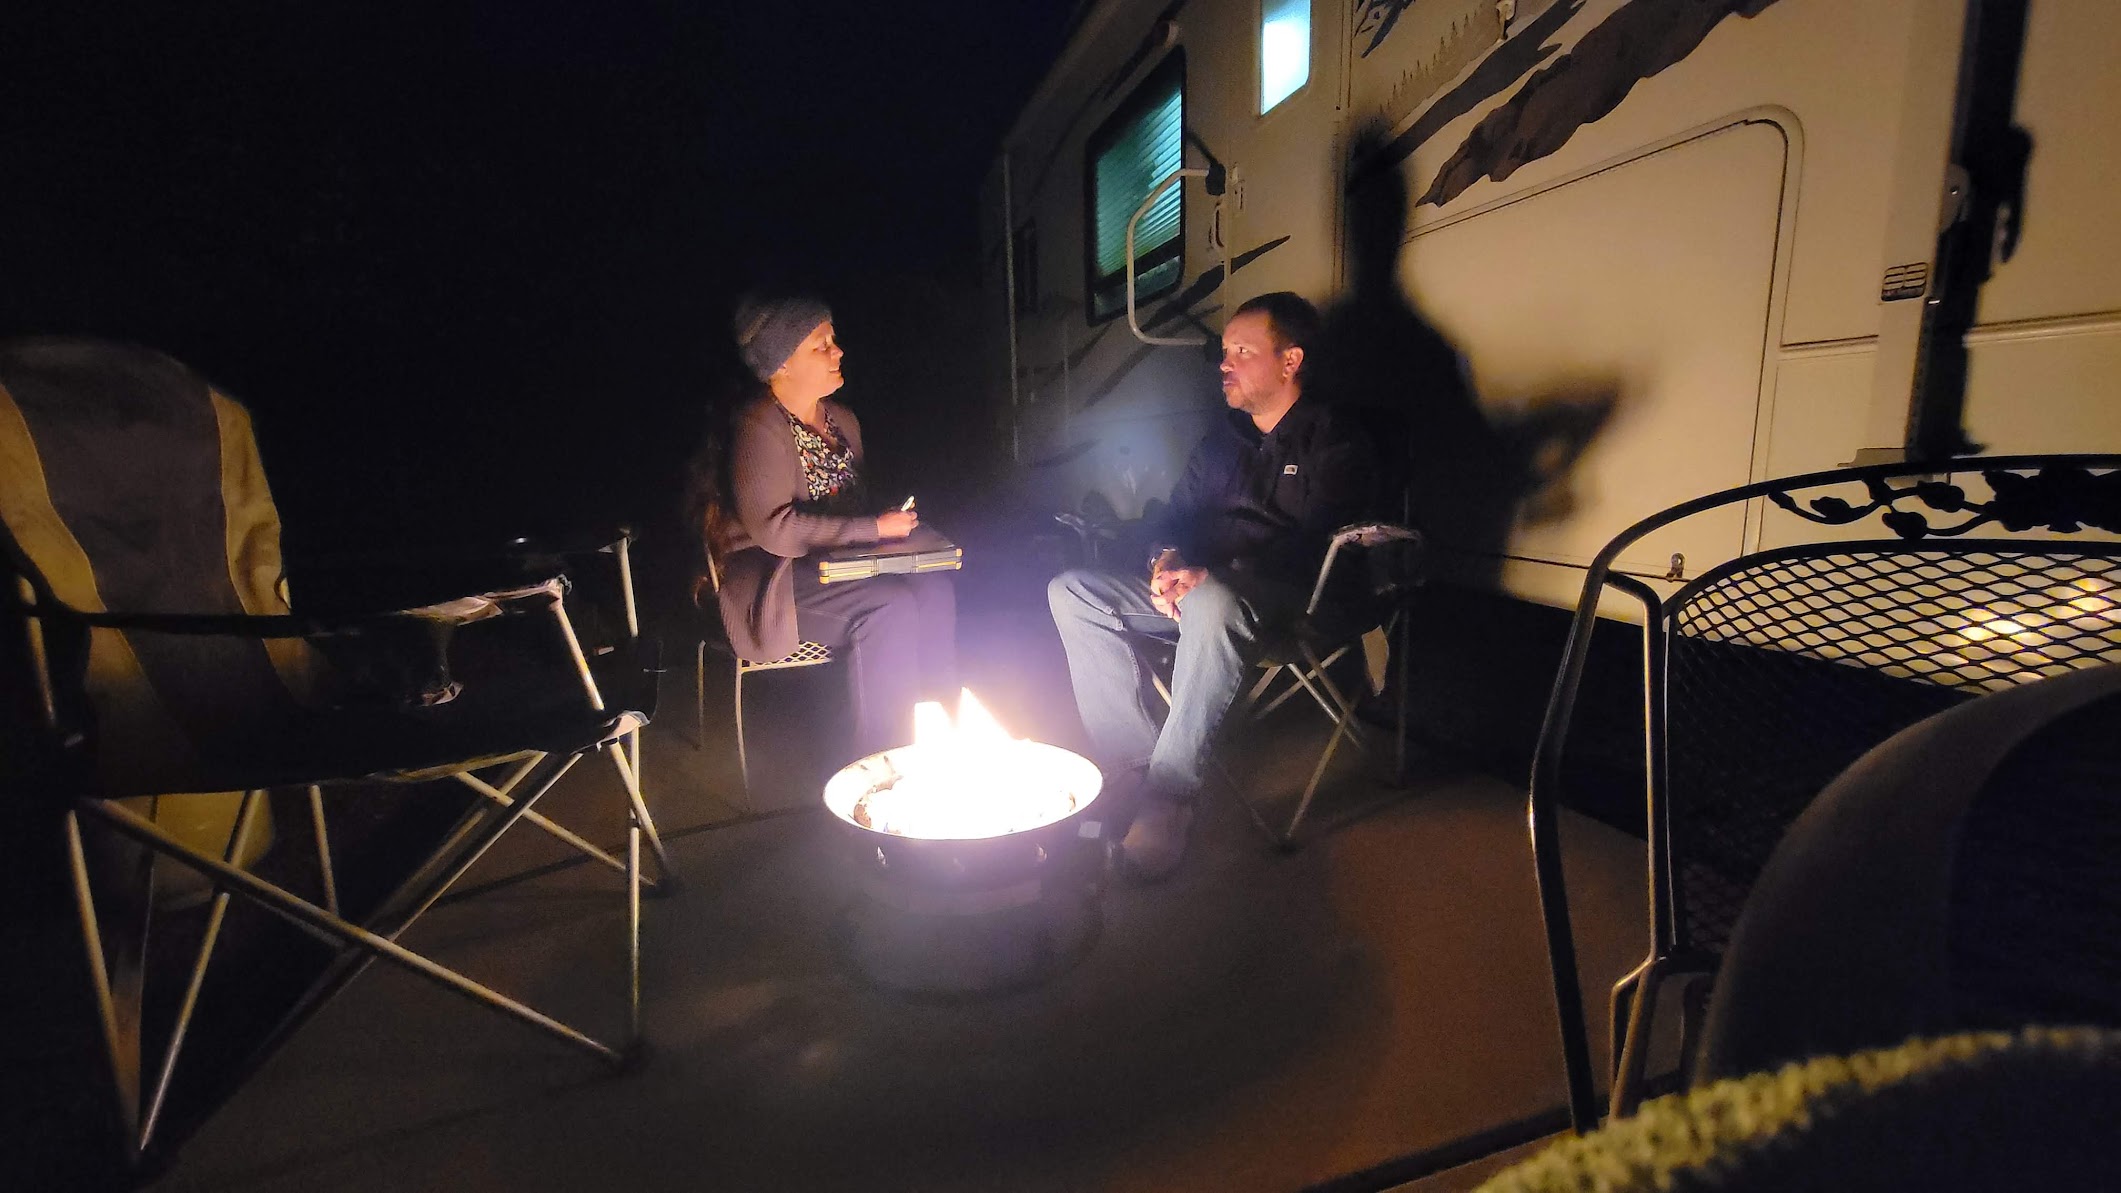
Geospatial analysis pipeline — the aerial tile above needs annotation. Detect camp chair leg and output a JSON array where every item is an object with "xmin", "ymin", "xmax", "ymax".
[
  {"xmin": 1282, "ymin": 645, "xmax": 1373, "ymax": 845},
  {"xmin": 65, "ymin": 810, "xmax": 143, "ymax": 1155},
  {"xmin": 1212, "ymin": 757, "xmax": 1283, "ymax": 847},
  {"xmin": 200, "ymin": 751, "xmax": 623, "ymax": 1113},
  {"xmin": 1286, "ymin": 701, "xmax": 1357, "ymax": 846},
  {"xmin": 1392, "ymin": 612, "xmax": 1411, "ymax": 784},
  {"xmin": 1254, "ymin": 643, "xmax": 1355, "ymax": 722},
  {"xmin": 139, "ymin": 789, "xmax": 265, "ymax": 1152},
  {"xmin": 371, "ymin": 753, "xmax": 585, "ymax": 945},
  {"xmin": 555, "ymin": 605, "xmax": 606, "ymax": 711},
  {"xmin": 694, "ymin": 640, "xmax": 708, "ymax": 752},
  {"xmin": 605, "ymin": 741, "xmax": 674, "ymax": 886},
  {"xmin": 627, "ymin": 821, "xmax": 642, "ymax": 1044},
  {"xmin": 453, "ymin": 759, "xmax": 645, "ymax": 886},
  {"xmin": 733, "ymin": 667, "xmax": 752, "ymax": 804},
  {"xmin": 1287, "ymin": 647, "xmax": 1369, "ymax": 756},
  {"xmin": 1242, "ymin": 665, "xmax": 1284, "ymax": 719},
  {"xmin": 307, "ymin": 784, "xmax": 339, "ymax": 916},
  {"xmin": 1609, "ymin": 961, "xmax": 1649, "ymax": 1083},
  {"xmin": 1608, "ymin": 951, "xmax": 1714, "ymax": 1120},
  {"xmin": 81, "ymin": 782, "xmax": 627, "ymax": 1066}
]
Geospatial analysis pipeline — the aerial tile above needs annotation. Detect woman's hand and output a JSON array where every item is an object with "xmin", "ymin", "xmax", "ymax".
[{"xmin": 875, "ymin": 509, "xmax": 920, "ymax": 540}]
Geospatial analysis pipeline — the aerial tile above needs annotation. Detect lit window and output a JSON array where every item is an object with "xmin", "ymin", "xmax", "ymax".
[
  {"xmin": 1260, "ymin": 0, "xmax": 1310, "ymax": 113},
  {"xmin": 1084, "ymin": 55, "xmax": 1185, "ymax": 322}
]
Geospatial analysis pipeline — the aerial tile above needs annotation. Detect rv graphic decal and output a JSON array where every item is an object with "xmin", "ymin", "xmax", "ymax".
[
  {"xmin": 1367, "ymin": 4, "xmax": 1505, "ymax": 134},
  {"xmin": 1353, "ymin": 0, "xmax": 1425, "ymax": 58},
  {"xmin": 1419, "ymin": 0, "xmax": 1783, "ymax": 206},
  {"xmin": 1016, "ymin": 323, "xmax": 1113, "ymax": 391},
  {"xmin": 1070, "ymin": 234, "xmax": 1292, "ymax": 413},
  {"xmin": 1354, "ymin": 0, "xmax": 1581, "ymax": 189},
  {"xmin": 1022, "ymin": 233, "xmax": 1291, "ymax": 471}
]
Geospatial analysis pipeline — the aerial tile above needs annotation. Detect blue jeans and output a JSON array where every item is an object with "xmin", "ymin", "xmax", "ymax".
[{"xmin": 1047, "ymin": 567, "xmax": 1300, "ymax": 804}]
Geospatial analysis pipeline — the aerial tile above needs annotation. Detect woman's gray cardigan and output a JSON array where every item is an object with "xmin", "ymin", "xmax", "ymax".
[{"xmin": 716, "ymin": 394, "xmax": 879, "ymax": 662}]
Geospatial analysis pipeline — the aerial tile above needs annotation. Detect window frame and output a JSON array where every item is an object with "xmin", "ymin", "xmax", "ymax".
[{"xmin": 1081, "ymin": 49, "xmax": 1187, "ymax": 326}]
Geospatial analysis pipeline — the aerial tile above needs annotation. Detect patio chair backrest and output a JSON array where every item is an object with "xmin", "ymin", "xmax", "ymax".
[
  {"xmin": 1528, "ymin": 454, "xmax": 2121, "ymax": 1132},
  {"xmin": 1662, "ymin": 542, "xmax": 2121, "ymax": 957},
  {"xmin": 0, "ymin": 339, "xmax": 315, "ymax": 793}
]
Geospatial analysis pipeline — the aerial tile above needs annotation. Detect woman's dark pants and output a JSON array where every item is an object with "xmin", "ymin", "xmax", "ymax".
[{"xmin": 796, "ymin": 571, "xmax": 957, "ymax": 761}]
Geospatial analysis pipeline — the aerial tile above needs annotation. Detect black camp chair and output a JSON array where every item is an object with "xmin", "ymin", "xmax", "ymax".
[
  {"xmin": 1525, "ymin": 454, "xmax": 2121, "ymax": 1132},
  {"xmin": 1137, "ymin": 521, "xmax": 1427, "ymax": 847},
  {"xmin": 0, "ymin": 339, "xmax": 671, "ymax": 1170}
]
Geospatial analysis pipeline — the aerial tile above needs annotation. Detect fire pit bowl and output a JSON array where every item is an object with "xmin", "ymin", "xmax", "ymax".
[
  {"xmin": 823, "ymin": 740, "xmax": 1103, "ymax": 887},
  {"xmin": 822, "ymin": 733, "xmax": 1108, "ymax": 994}
]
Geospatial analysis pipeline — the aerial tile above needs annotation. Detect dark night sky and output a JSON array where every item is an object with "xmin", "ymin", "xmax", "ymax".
[{"xmin": 0, "ymin": 0, "xmax": 1078, "ymax": 552}]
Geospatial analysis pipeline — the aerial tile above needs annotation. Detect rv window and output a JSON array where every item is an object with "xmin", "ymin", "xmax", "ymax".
[
  {"xmin": 1084, "ymin": 54, "xmax": 1184, "ymax": 323},
  {"xmin": 1259, "ymin": 0, "xmax": 1310, "ymax": 113}
]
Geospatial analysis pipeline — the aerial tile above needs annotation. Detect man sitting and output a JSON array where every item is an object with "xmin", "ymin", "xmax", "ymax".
[{"xmin": 1047, "ymin": 292, "xmax": 1383, "ymax": 880}]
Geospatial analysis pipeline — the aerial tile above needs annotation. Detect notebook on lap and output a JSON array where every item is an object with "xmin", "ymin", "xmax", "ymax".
[{"xmin": 815, "ymin": 525, "xmax": 962, "ymax": 584}]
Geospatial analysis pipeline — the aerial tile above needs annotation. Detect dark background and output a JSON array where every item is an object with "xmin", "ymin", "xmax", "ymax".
[{"xmin": 0, "ymin": 0, "xmax": 1079, "ymax": 561}]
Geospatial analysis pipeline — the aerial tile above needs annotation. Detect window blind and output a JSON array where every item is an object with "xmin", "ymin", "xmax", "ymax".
[{"xmin": 1092, "ymin": 84, "xmax": 1183, "ymax": 279}]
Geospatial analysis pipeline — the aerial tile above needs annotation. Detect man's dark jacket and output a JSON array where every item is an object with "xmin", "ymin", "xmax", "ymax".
[{"xmin": 1154, "ymin": 396, "xmax": 1383, "ymax": 588}]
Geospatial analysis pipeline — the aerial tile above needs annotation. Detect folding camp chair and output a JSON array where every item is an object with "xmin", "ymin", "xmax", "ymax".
[
  {"xmin": 1524, "ymin": 455, "xmax": 2121, "ymax": 1133},
  {"xmin": 691, "ymin": 553, "xmax": 835, "ymax": 806},
  {"xmin": 0, "ymin": 339, "xmax": 671, "ymax": 1170},
  {"xmin": 1146, "ymin": 521, "xmax": 1427, "ymax": 848}
]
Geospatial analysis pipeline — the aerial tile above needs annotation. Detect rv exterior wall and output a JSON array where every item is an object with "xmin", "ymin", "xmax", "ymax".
[{"xmin": 991, "ymin": 0, "xmax": 2121, "ymax": 604}]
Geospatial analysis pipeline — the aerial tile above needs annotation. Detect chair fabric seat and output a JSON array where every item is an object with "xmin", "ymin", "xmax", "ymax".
[{"xmin": 66, "ymin": 634, "xmax": 659, "ymax": 799}]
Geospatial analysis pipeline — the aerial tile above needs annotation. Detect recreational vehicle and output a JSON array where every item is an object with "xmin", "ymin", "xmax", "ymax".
[{"xmin": 980, "ymin": 0, "xmax": 2121, "ymax": 779}]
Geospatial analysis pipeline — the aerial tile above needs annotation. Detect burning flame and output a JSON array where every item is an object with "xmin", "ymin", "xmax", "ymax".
[{"xmin": 844, "ymin": 689, "xmax": 1091, "ymax": 839}]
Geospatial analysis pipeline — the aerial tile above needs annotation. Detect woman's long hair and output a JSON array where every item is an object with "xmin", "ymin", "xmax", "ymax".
[{"xmin": 681, "ymin": 378, "xmax": 768, "ymax": 605}]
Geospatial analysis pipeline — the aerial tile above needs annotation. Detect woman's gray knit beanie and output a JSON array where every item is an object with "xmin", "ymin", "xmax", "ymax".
[{"xmin": 732, "ymin": 293, "xmax": 832, "ymax": 381}]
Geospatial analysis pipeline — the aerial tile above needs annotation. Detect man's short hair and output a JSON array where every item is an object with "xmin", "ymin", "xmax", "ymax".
[{"xmin": 1232, "ymin": 291, "xmax": 1321, "ymax": 378}]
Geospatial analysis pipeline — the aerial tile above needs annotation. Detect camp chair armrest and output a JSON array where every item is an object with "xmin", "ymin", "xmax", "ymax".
[
  {"xmin": 285, "ymin": 530, "xmax": 630, "ymax": 621},
  {"xmin": 288, "ymin": 526, "xmax": 633, "ymax": 574},
  {"xmin": 45, "ymin": 577, "xmax": 568, "ymax": 639},
  {"xmin": 1305, "ymin": 522, "xmax": 1426, "ymax": 617}
]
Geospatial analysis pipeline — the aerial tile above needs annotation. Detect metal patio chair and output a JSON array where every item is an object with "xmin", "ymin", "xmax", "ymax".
[
  {"xmin": 1525, "ymin": 454, "xmax": 2121, "ymax": 1132},
  {"xmin": 0, "ymin": 339, "xmax": 672, "ymax": 1171},
  {"xmin": 1144, "ymin": 521, "xmax": 1427, "ymax": 847},
  {"xmin": 691, "ymin": 553, "xmax": 834, "ymax": 806}
]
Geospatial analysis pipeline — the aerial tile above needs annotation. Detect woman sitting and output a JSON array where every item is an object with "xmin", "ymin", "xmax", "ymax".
[{"xmin": 701, "ymin": 292, "xmax": 957, "ymax": 762}]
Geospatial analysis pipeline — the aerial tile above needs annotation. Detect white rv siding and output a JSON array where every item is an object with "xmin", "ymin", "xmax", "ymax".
[{"xmin": 986, "ymin": 0, "xmax": 2121, "ymax": 607}]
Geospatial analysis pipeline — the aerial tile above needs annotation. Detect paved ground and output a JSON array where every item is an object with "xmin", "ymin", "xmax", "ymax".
[{"xmin": 147, "ymin": 537, "xmax": 1651, "ymax": 1192}]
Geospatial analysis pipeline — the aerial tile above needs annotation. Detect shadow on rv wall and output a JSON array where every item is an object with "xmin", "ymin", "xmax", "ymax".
[{"xmin": 1319, "ymin": 121, "xmax": 1617, "ymax": 590}]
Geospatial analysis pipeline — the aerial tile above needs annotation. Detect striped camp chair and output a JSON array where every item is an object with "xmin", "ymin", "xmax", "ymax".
[{"xmin": 0, "ymin": 339, "xmax": 669, "ymax": 1173}]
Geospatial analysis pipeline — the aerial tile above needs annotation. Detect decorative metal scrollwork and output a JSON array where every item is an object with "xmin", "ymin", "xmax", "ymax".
[{"xmin": 1768, "ymin": 464, "xmax": 2121, "ymax": 541}]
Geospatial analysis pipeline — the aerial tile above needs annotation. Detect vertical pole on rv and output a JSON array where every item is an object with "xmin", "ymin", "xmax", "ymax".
[
  {"xmin": 1858, "ymin": 0, "xmax": 1973, "ymax": 463},
  {"xmin": 1858, "ymin": 0, "xmax": 2030, "ymax": 464},
  {"xmin": 1001, "ymin": 149, "xmax": 1023, "ymax": 465},
  {"xmin": 1906, "ymin": 0, "xmax": 2029, "ymax": 460}
]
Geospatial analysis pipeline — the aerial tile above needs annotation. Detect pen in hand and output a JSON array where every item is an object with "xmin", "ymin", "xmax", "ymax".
[{"xmin": 876, "ymin": 495, "xmax": 919, "ymax": 541}]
